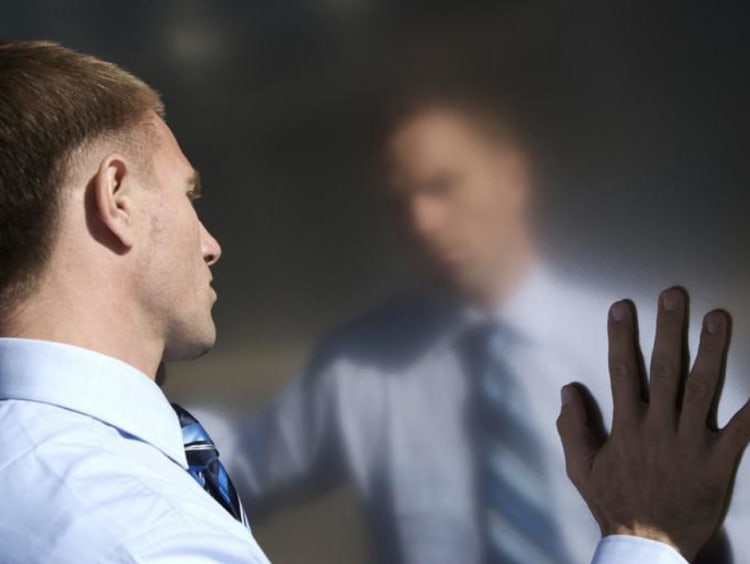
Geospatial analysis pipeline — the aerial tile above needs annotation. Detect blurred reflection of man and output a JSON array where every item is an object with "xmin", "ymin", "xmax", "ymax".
[{"xmin": 219, "ymin": 88, "xmax": 732, "ymax": 563}]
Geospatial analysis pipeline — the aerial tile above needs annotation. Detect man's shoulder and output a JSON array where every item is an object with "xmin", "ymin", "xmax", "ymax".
[
  {"xmin": 0, "ymin": 398, "xmax": 117, "ymax": 459},
  {"xmin": 312, "ymin": 289, "xmax": 456, "ymax": 371},
  {"xmin": 0, "ymin": 400, "xmax": 149, "ymax": 560},
  {"xmin": 334, "ymin": 289, "xmax": 451, "ymax": 335},
  {"xmin": 526, "ymin": 268, "xmax": 616, "ymax": 349},
  {"xmin": 0, "ymin": 399, "xmax": 267, "ymax": 562},
  {"xmin": 0, "ymin": 399, "xmax": 172, "ymax": 507},
  {"xmin": 535, "ymin": 267, "xmax": 616, "ymax": 319}
]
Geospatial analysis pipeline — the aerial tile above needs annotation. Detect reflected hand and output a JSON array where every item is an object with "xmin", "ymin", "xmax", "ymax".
[{"xmin": 557, "ymin": 288, "xmax": 750, "ymax": 561}]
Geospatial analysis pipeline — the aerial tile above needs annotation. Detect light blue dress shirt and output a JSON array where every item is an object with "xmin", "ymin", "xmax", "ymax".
[
  {"xmin": 594, "ymin": 536, "xmax": 686, "ymax": 564},
  {"xmin": 0, "ymin": 338, "xmax": 270, "ymax": 564}
]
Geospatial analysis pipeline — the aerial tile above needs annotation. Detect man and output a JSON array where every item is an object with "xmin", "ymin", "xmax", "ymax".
[
  {"xmin": 0, "ymin": 40, "xmax": 743, "ymax": 564},
  {"xmin": 219, "ymin": 87, "xmax": 747, "ymax": 562},
  {"xmin": 0, "ymin": 41, "xmax": 269, "ymax": 562}
]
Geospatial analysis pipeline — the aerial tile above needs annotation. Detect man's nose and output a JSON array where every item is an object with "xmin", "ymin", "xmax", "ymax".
[
  {"xmin": 200, "ymin": 222, "xmax": 222, "ymax": 266},
  {"xmin": 408, "ymin": 194, "xmax": 444, "ymax": 239}
]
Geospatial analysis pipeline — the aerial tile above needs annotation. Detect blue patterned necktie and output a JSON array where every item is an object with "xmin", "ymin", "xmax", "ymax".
[
  {"xmin": 172, "ymin": 403, "xmax": 250, "ymax": 530},
  {"xmin": 462, "ymin": 322, "xmax": 572, "ymax": 564}
]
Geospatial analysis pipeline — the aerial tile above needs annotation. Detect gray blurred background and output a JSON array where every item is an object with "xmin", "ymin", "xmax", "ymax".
[{"xmin": 2, "ymin": 1, "xmax": 749, "ymax": 562}]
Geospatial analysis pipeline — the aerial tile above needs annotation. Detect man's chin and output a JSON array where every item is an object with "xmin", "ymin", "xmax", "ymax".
[
  {"xmin": 436, "ymin": 269, "xmax": 497, "ymax": 306},
  {"xmin": 162, "ymin": 325, "xmax": 217, "ymax": 362},
  {"xmin": 431, "ymin": 264, "xmax": 479, "ymax": 292}
]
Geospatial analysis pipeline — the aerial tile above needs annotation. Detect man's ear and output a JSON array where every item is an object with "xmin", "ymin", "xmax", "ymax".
[{"xmin": 91, "ymin": 154, "xmax": 138, "ymax": 249}]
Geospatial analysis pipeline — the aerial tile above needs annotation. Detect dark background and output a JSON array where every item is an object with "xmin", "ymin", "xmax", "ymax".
[{"xmin": 3, "ymin": 1, "xmax": 749, "ymax": 561}]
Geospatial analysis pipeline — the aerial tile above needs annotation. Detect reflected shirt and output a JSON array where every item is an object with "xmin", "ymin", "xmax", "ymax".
[
  {"xmin": 217, "ymin": 265, "xmax": 721, "ymax": 563},
  {"xmin": 0, "ymin": 338, "xmax": 270, "ymax": 564}
]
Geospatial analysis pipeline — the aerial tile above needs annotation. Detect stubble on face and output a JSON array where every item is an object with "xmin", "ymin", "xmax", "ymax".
[{"xmin": 139, "ymin": 115, "xmax": 220, "ymax": 362}]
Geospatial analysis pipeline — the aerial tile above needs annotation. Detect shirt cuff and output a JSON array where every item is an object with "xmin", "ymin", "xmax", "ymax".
[{"xmin": 591, "ymin": 535, "xmax": 688, "ymax": 564}]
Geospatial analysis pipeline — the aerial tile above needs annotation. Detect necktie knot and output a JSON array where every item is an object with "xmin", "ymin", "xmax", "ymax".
[{"xmin": 461, "ymin": 321, "xmax": 515, "ymax": 369}]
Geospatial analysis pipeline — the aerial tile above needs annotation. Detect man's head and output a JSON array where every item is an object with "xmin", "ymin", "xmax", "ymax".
[
  {"xmin": 381, "ymin": 91, "xmax": 535, "ymax": 306},
  {"xmin": 0, "ymin": 41, "xmax": 221, "ymax": 367},
  {"xmin": 135, "ymin": 114, "xmax": 222, "ymax": 362}
]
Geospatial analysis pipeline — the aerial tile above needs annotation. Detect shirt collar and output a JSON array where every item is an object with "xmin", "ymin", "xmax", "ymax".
[
  {"xmin": 462, "ymin": 262, "xmax": 561, "ymax": 345},
  {"xmin": 0, "ymin": 338, "xmax": 187, "ymax": 469}
]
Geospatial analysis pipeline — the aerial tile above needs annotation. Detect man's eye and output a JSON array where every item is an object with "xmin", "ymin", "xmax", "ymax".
[
  {"xmin": 187, "ymin": 190, "xmax": 201, "ymax": 202},
  {"xmin": 422, "ymin": 178, "xmax": 456, "ymax": 198}
]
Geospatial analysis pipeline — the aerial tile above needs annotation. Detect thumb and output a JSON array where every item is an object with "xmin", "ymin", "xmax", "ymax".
[
  {"xmin": 720, "ymin": 396, "xmax": 750, "ymax": 460},
  {"xmin": 557, "ymin": 383, "xmax": 606, "ymax": 487}
]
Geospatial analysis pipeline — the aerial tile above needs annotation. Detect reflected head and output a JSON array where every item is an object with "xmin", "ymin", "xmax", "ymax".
[{"xmin": 379, "ymin": 85, "xmax": 535, "ymax": 304}]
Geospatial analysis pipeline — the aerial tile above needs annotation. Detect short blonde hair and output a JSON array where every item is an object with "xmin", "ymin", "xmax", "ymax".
[{"xmin": 0, "ymin": 41, "xmax": 164, "ymax": 315}]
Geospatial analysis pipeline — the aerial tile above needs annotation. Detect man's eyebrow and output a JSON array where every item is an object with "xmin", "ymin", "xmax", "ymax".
[{"xmin": 188, "ymin": 170, "xmax": 202, "ymax": 198}]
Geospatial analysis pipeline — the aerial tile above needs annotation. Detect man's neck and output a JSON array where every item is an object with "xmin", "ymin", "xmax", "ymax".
[
  {"xmin": 4, "ymin": 285, "xmax": 162, "ymax": 380},
  {"xmin": 466, "ymin": 241, "xmax": 537, "ymax": 313}
]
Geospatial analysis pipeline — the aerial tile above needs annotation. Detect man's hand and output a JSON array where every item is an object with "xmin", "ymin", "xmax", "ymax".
[{"xmin": 557, "ymin": 288, "xmax": 750, "ymax": 561}]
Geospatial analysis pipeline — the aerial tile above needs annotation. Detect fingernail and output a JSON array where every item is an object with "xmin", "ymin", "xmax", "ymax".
[
  {"xmin": 662, "ymin": 288, "xmax": 680, "ymax": 311},
  {"xmin": 561, "ymin": 385, "xmax": 574, "ymax": 405},
  {"xmin": 705, "ymin": 312, "xmax": 723, "ymax": 335},
  {"xmin": 611, "ymin": 301, "xmax": 626, "ymax": 321}
]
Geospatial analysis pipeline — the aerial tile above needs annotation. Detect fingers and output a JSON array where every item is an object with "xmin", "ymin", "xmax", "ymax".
[
  {"xmin": 721, "ymin": 398, "xmax": 750, "ymax": 459},
  {"xmin": 608, "ymin": 300, "xmax": 646, "ymax": 432},
  {"xmin": 557, "ymin": 383, "xmax": 606, "ymax": 486},
  {"xmin": 649, "ymin": 288, "xmax": 688, "ymax": 419},
  {"xmin": 680, "ymin": 310, "xmax": 730, "ymax": 435}
]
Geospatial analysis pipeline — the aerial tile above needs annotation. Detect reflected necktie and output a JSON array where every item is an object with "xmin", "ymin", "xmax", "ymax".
[
  {"xmin": 463, "ymin": 323, "xmax": 572, "ymax": 564},
  {"xmin": 172, "ymin": 403, "xmax": 250, "ymax": 530}
]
